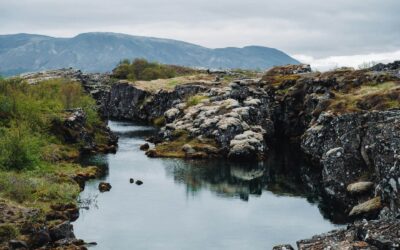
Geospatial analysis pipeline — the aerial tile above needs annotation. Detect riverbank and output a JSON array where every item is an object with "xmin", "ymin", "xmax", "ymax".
[{"xmin": 0, "ymin": 78, "xmax": 117, "ymax": 249}]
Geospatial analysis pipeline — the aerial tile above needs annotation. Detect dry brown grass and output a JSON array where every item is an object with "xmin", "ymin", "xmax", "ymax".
[
  {"xmin": 329, "ymin": 81, "xmax": 400, "ymax": 113},
  {"xmin": 130, "ymin": 74, "xmax": 215, "ymax": 92}
]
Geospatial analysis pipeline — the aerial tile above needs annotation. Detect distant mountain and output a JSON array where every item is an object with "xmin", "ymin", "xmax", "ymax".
[{"xmin": 0, "ymin": 32, "xmax": 299, "ymax": 76}]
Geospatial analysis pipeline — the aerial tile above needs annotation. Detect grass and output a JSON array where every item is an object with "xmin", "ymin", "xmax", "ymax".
[
  {"xmin": 0, "ymin": 163, "xmax": 94, "ymax": 211},
  {"xmin": 153, "ymin": 116, "xmax": 166, "ymax": 127},
  {"xmin": 186, "ymin": 95, "xmax": 209, "ymax": 107},
  {"xmin": 262, "ymin": 74, "xmax": 301, "ymax": 87},
  {"xmin": 131, "ymin": 74, "xmax": 214, "ymax": 92},
  {"xmin": 329, "ymin": 81, "xmax": 400, "ymax": 113},
  {"xmin": 0, "ymin": 76, "xmax": 108, "ymax": 235},
  {"xmin": 0, "ymin": 224, "xmax": 19, "ymax": 242}
]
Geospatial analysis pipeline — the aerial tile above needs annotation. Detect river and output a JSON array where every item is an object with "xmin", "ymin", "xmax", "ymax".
[{"xmin": 73, "ymin": 120, "xmax": 341, "ymax": 249}]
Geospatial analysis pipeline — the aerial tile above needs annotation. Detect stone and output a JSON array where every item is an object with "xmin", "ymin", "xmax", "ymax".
[
  {"xmin": 135, "ymin": 180, "xmax": 143, "ymax": 185},
  {"xmin": 29, "ymin": 230, "xmax": 51, "ymax": 248},
  {"xmin": 8, "ymin": 240, "xmax": 28, "ymax": 249},
  {"xmin": 272, "ymin": 244, "xmax": 294, "ymax": 250},
  {"xmin": 129, "ymin": 178, "xmax": 134, "ymax": 183},
  {"xmin": 297, "ymin": 219, "xmax": 400, "ymax": 250},
  {"xmin": 98, "ymin": 182, "xmax": 112, "ymax": 192},
  {"xmin": 349, "ymin": 197, "xmax": 382, "ymax": 217},
  {"xmin": 182, "ymin": 144, "xmax": 196, "ymax": 154},
  {"xmin": 140, "ymin": 143, "xmax": 150, "ymax": 151},
  {"xmin": 49, "ymin": 222, "xmax": 75, "ymax": 241},
  {"xmin": 347, "ymin": 182, "xmax": 374, "ymax": 194}
]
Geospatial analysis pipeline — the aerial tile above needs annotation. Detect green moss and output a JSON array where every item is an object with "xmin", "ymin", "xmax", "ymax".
[
  {"xmin": 153, "ymin": 130, "xmax": 217, "ymax": 158},
  {"xmin": 186, "ymin": 95, "xmax": 208, "ymax": 107},
  {"xmin": 153, "ymin": 116, "xmax": 166, "ymax": 127},
  {"xmin": 0, "ymin": 224, "xmax": 19, "ymax": 242}
]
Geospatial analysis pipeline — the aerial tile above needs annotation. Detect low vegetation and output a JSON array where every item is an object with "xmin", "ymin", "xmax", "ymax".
[
  {"xmin": 329, "ymin": 81, "xmax": 400, "ymax": 113},
  {"xmin": 0, "ymin": 77, "xmax": 103, "ymax": 223},
  {"xmin": 152, "ymin": 130, "xmax": 217, "ymax": 158},
  {"xmin": 186, "ymin": 95, "xmax": 209, "ymax": 107},
  {"xmin": 112, "ymin": 58, "xmax": 198, "ymax": 81}
]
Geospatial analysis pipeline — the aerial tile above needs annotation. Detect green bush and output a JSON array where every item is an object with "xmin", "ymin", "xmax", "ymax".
[
  {"xmin": 112, "ymin": 58, "xmax": 195, "ymax": 81},
  {"xmin": 0, "ymin": 122, "xmax": 42, "ymax": 171},
  {"xmin": 0, "ymin": 77, "xmax": 102, "ymax": 170}
]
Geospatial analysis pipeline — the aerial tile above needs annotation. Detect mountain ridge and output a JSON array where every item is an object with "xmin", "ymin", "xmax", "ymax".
[{"xmin": 0, "ymin": 32, "xmax": 300, "ymax": 76}]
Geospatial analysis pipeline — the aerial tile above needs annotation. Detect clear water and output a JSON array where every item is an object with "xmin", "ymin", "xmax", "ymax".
[{"xmin": 73, "ymin": 121, "xmax": 341, "ymax": 250}]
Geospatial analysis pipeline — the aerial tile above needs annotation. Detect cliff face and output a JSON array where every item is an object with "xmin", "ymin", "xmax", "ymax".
[{"xmin": 105, "ymin": 81, "xmax": 208, "ymax": 122}]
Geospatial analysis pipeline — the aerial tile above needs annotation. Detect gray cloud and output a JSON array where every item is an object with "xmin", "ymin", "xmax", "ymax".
[{"xmin": 0, "ymin": 0, "xmax": 399, "ymax": 58}]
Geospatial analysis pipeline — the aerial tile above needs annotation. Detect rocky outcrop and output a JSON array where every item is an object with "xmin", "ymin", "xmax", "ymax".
[
  {"xmin": 294, "ymin": 219, "xmax": 400, "ymax": 250},
  {"xmin": 105, "ymin": 81, "xmax": 208, "ymax": 121},
  {"xmin": 155, "ymin": 79, "xmax": 276, "ymax": 160},
  {"xmin": 51, "ymin": 108, "xmax": 118, "ymax": 154},
  {"xmin": 301, "ymin": 110, "xmax": 400, "ymax": 217}
]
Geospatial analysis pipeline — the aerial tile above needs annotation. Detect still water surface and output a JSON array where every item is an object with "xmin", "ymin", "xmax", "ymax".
[{"xmin": 73, "ymin": 121, "xmax": 341, "ymax": 249}]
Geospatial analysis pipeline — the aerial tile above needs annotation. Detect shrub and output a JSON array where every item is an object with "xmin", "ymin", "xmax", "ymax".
[
  {"xmin": 0, "ymin": 224, "xmax": 18, "ymax": 242},
  {"xmin": 0, "ymin": 122, "xmax": 42, "ymax": 171},
  {"xmin": 112, "ymin": 58, "xmax": 195, "ymax": 81}
]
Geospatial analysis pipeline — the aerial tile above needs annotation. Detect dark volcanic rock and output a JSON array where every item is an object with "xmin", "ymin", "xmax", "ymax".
[
  {"xmin": 297, "ymin": 219, "xmax": 400, "ymax": 250},
  {"xmin": 98, "ymin": 182, "xmax": 112, "ymax": 192},
  {"xmin": 370, "ymin": 60, "xmax": 400, "ymax": 71},
  {"xmin": 301, "ymin": 110, "xmax": 400, "ymax": 216},
  {"xmin": 49, "ymin": 222, "xmax": 75, "ymax": 242},
  {"xmin": 272, "ymin": 244, "xmax": 294, "ymax": 250},
  {"xmin": 51, "ymin": 108, "xmax": 118, "ymax": 154},
  {"xmin": 105, "ymin": 81, "xmax": 208, "ymax": 121},
  {"xmin": 8, "ymin": 240, "xmax": 28, "ymax": 249},
  {"xmin": 140, "ymin": 143, "xmax": 150, "ymax": 151}
]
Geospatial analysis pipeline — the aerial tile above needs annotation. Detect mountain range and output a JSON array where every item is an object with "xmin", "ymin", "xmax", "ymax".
[{"xmin": 0, "ymin": 32, "xmax": 299, "ymax": 76}]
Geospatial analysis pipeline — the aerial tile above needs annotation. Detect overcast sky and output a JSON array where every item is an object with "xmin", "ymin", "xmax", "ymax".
[{"xmin": 1, "ymin": 0, "xmax": 399, "ymax": 70}]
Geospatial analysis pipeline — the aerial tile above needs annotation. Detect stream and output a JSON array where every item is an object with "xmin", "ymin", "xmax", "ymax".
[{"xmin": 73, "ymin": 120, "xmax": 342, "ymax": 249}]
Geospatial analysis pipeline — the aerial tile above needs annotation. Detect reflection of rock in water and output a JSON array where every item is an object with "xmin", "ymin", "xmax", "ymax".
[
  {"xmin": 163, "ymin": 142, "xmax": 350, "ymax": 224},
  {"xmin": 230, "ymin": 167, "xmax": 264, "ymax": 181},
  {"xmin": 78, "ymin": 154, "xmax": 110, "ymax": 180},
  {"xmin": 162, "ymin": 148, "xmax": 309, "ymax": 202}
]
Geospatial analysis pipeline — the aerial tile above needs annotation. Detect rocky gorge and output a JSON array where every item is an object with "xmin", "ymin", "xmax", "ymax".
[{"xmin": 15, "ymin": 61, "xmax": 400, "ymax": 249}]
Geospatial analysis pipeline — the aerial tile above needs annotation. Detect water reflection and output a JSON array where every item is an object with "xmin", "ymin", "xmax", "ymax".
[{"xmin": 74, "ymin": 121, "xmax": 344, "ymax": 250}]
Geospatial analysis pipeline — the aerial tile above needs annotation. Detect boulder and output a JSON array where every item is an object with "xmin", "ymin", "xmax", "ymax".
[
  {"xmin": 347, "ymin": 182, "xmax": 374, "ymax": 194},
  {"xmin": 272, "ymin": 244, "xmax": 294, "ymax": 250},
  {"xmin": 49, "ymin": 222, "xmax": 75, "ymax": 241},
  {"xmin": 349, "ymin": 197, "xmax": 382, "ymax": 217},
  {"xmin": 98, "ymin": 182, "xmax": 112, "ymax": 192},
  {"xmin": 140, "ymin": 143, "xmax": 150, "ymax": 151},
  {"xmin": 8, "ymin": 240, "xmax": 28, "ymax": 249}
]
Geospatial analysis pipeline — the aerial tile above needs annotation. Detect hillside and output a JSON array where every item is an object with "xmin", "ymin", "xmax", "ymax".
[{"xmin": 0, "ymin": 32, "xmax": 299, "ymax": 76}]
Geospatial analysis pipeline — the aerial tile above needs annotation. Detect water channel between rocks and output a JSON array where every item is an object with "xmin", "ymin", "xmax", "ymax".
[{"xmin": 73, "ymin": 120, "xmax": 343, "ymax": 250}]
